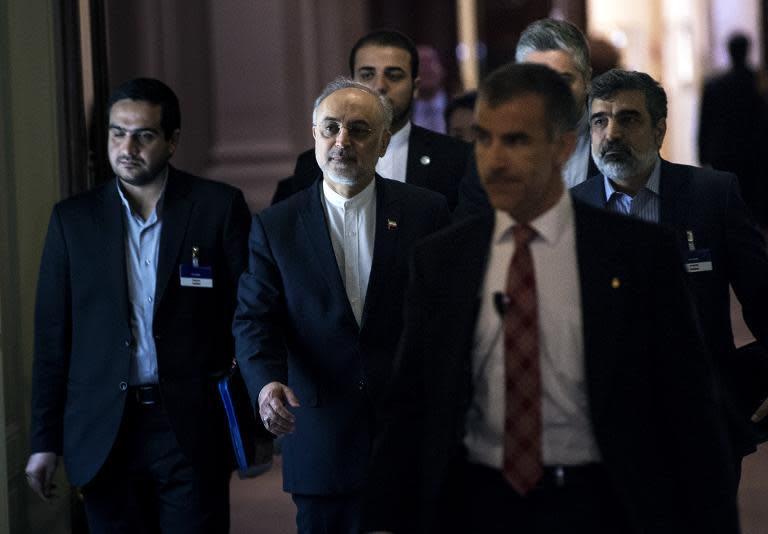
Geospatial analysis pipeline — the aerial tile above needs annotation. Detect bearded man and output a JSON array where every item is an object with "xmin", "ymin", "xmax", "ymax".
[{"xmin": 571, "ymin": 69, "xmax": 768, "ymax": 485}]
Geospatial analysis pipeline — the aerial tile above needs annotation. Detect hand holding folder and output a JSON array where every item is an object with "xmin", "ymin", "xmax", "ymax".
[{"xmin": 218, "ymin": 360, "xmax": 274, "ymax": 478}]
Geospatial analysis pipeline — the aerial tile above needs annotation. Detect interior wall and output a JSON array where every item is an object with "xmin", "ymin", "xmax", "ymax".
[
  {"xmin": 709, "ymin": 0, "xmax": 762, "ymax": 71},
  {"xmin": 0, "ymin": 1, "xmax": 70, "ymax": 533},
  {"xmin": 586, "ymin": 0, "xmax": 764, "ymax": 166},
  {"xmin": 104, "ymin": 0, "xmax": 368, "ymax": 212}
]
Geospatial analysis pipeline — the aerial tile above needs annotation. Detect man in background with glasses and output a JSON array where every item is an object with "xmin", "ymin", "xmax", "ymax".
[
  {"xmin": 272, "ymin": 29, "xmax": 471, "ymax": 211},
  {"xmin": 234, "ymin": 77, "xmax": 450, "ymax": 534}
]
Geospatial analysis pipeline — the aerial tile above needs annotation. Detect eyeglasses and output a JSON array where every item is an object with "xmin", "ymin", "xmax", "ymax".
[{"xmin": 314, "ymin": 120, "xmax": 375, "ymax": 141}]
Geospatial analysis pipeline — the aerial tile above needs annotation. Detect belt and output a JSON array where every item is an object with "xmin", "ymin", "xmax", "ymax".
[
  {"xmin": 539, "ymin": 463, "xmax": 607, "ymax": 489},
  {"xmin": 129, "ymin": 384, "xmax": 161, "ymax": 405}
]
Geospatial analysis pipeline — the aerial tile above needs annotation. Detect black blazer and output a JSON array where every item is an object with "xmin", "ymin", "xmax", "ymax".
[
  {"xmin": 271, "ymin": 124, "xmax": 471, "ymax": 210},
  {"xmin": 30, "ymin": 167, "xmax": 255, "ymax": 486},
  {"xmin": 363, "ymin": 198, "xmax": 739, "ymax": 533},
  {"xmin": 234, "ymin": 176, "xmax": 450, "ymax": 495},
  {"xmin": 571, "ymin": 160, "xmax": 768, "ymax": 452}
]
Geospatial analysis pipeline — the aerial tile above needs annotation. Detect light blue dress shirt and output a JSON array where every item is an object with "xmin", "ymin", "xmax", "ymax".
[
  {"xmin": 603, "ymin": 157, "xmax": 661, "ymax": 223},
  {"xmin": 116, "ymin": 175, "xmax": 166, "ymax": 385}
]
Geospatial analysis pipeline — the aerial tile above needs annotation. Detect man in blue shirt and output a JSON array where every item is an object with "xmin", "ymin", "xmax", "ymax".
[
  {"xmin": 25, "ymin": 78, "xmax": 254, "ymax": 533},
  {"xmin": 572, "ymin": 69, "xmax": 768, "ymax": 470}
]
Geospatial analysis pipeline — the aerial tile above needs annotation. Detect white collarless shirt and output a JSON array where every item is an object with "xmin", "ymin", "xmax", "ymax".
[
  {"xmin": 376, "ymin": 121, "xmax": 410, "ymax": 183},
  {"xmin": 465, "ymin": 192, "xmax": 600, "ymax": 468},
  {"xmin": 321, "ymin": 178, "xmax": 377, "ymax": 326}
]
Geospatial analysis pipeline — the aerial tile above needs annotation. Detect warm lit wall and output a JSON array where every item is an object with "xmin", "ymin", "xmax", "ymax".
[
  {"xmin": 0, "ymin": 1, "xmax": 70, "ymax": 532},
  {"xmin": 587, "ymin": 0, "xmax": 762, "ymax": 166}
]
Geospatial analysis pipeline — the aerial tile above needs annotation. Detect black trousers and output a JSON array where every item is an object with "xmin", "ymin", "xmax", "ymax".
[
  {"xmin": 436, "ymin": 461, "xmax": 634, "ymax": 534},
  {"xmin": 81, "ymin": 395, "xmax": 231, "ymax": 534}
]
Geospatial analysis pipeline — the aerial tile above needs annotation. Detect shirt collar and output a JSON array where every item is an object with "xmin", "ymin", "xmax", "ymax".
[
  {"xmin": 603, "ymin": 156, "xmax": 661, "ymax": 199},
  {"xmin": 322, "ymin": 175, "xmax": 376, "ymax": 209},
  {"xmin": 493, "ymin": 190, "xmax": 572, "ymax": 248},
  {"xmin": 388, "ymin": 120, "xmax": 411, "ymax": 150}
]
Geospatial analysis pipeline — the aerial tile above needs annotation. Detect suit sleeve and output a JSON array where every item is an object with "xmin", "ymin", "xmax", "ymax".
[
  {"xmin": 221, "ymin": 188, "xmax": 252, "ymax": 294},
  {"xmin": 30, "ymin": 207, "xmax": 71, "ymax": 454},
  {"xmin": 723, "ymin": 174, "xmax": 768, "ymax": 344},
  {"xmin": 232, "ymin": 214, "xmax": 289, "ymax": 407}
]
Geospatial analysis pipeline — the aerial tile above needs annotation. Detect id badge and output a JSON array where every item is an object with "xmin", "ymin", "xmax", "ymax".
[
  {"xmin": 179, "ymin": 263, "xmax": 214, "ymax": 288},
  {"xmin": 684, "ymin": 249, "xmax": 712, "ymax": 273}
]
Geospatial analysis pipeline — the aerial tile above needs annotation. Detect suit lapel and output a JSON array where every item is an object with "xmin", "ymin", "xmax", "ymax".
[
  {"xmin": 155, "ymin": 168, "xmax": 194, "ymax": 308},
  {"xmin": 405, "ymin": 125, "xmax": 430, "ymax": 188},
  {"xmin": 572, "ymin": 201, "xmax": 620, "ymax": 425},
  {"xmin": 296, "ymin": 181, "xmax": 356, "ymax": 321},
  {"xmin": 360, "ymin": 177, "xmax": 400, "ymax": 327},
  {"xmin": 659, "ymin": 159, "xmax": 687, "ymax": 228},
  {"xmin": 96, "ymin": 181, "xmax": 131, "ymax": 320}
]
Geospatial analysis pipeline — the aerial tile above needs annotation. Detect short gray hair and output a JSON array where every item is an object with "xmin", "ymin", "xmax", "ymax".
[
  {"xmin": 590, "ymin": 69, "xmax": 667, "ymax": 125},
  {"xmin": 312, "ymin": 77, "xmax": 393, "ymax": 132},
  {"xmin": 479, "ymin": 63, "xmax": 579, "ymax": 138},
  {"xmin": 515, "ymin": 18, "xmax": 591, "ymax": 84}
]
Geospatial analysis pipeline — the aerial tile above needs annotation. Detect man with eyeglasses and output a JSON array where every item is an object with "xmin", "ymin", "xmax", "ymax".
[
  {"xmin": 234, "ymin": 77, "xmax": 450, "ymax": 534},
  {"xmin": 271, "ymin": 29, "xmax": 471, "ymax": 210}
]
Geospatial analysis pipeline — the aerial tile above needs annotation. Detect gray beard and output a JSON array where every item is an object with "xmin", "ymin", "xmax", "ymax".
[
  {"xmin": 324, "ymin": 168, "xmax": 358, "ymax": 186},
  {"xmin": 594, "ymin": 148, "xmax": 657, "ymax": 182}
]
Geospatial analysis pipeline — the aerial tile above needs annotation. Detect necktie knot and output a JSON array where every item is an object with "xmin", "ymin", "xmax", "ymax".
[{"xmin": 512, "ymin": 224, "xmax": 537, "ymax": 247}]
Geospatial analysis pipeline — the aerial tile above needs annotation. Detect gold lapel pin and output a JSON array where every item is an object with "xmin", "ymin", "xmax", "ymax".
[
  {"xmin": 387, "ymin": 219, "xmax": 398, "ymax": 230},
  {"xmin": 611, "ymin": 277, "xmax": 621, "ymax": 289}
]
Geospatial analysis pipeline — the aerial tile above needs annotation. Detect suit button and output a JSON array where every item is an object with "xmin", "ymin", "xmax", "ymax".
[
  {"xmin": 357, "ymin": 380, "xmax": 365, "ymax": 391},
  {"xmin": 119, "ymin": 381, "xmax": 128, "ymax": 391}
]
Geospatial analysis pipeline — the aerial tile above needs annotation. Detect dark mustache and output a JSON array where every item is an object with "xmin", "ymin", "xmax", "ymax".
[{"xmin": 600, "ymin": 141, "xmax": 632, "ymax": 157}]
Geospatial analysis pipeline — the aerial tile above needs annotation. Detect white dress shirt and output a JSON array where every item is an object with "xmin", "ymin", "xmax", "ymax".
[
  {"xmin": 465, "ymin": 191, "xmax": 601, "ymax": 468},
  {"xmin": 321, "ymin": 179, "xmax": 377, "ymax": 326},
  {"xmin": 563, "ymin": 111, "xmax": 591, "ymax": 188},
  {"xmin": 376, "ymin": 121, "xmax": 410, "ymax": 183}
]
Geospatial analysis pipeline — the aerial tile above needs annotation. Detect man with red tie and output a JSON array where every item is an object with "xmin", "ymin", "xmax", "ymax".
[{"xmin": 362, "ymin": 63, "xmax": 739, "ymax": 534}]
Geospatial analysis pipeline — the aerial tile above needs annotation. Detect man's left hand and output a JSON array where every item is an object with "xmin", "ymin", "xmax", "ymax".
[{"xmin": 751, "ymin": 397, "xmax": 768, "ymax": 423}]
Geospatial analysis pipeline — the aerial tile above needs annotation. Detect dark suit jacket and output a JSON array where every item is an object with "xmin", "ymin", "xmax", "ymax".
[
  {"xmin": 571, "ymin": 160, "xmax": 768, "ymax": 452},
  {"xmin": 271, "ymin": 124, "xmax": 471, "ymax": 210},
  {"xmin": 30, "ymin": 166, "xmax": 255, "ymax": 486},
  {"xmin": 234, "ymin": 176, "xmax": 450, "ymax": 495},
  {"xmin": 362, "ymin": 197, "xmax": 739, "ymax": 533}
]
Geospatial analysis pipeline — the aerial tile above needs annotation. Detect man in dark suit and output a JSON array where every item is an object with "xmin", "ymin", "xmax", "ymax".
[
  {"xmin": 455, "ymin": 18, "xmax": 599, "ymax": 218},
  {"xmin": 363, "ymin": 63, "xmax": 739, "ymax": 534},
  {"xmin": 271, "ymin": 29, "xmax": 470, "ymax": 210},
  {"xmin": 698, "ymin": 33, "xmax": 768, "ymax": 224},
  {"xmin": 234, "ymin": 78, "xmax": 449, "ymax": 533},
  {"xmin": 25, "ymin": 78, "xmax": 255, "ymax": 533},
  {"xmin": 571, "ymin": 69, "xmax": 768, "ymax": 461}
]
